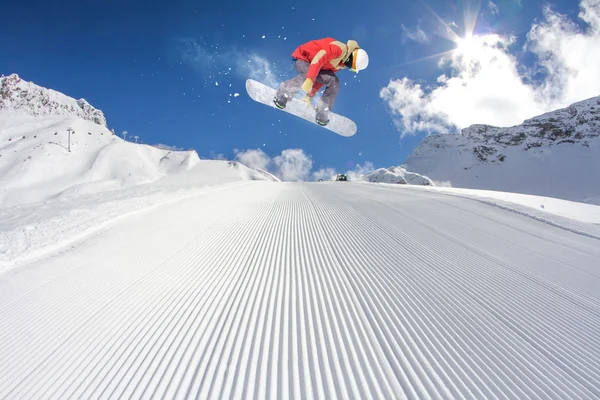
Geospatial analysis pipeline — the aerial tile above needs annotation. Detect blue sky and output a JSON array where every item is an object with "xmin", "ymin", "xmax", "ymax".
[{"xmin": 1, "ymin": 0, "xmax": 597, "ymax": 180}]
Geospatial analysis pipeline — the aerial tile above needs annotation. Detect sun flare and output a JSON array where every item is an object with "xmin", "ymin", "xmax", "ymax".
[
  {"xmin": 455, "ymin": 34, "xmax": 481, "ymax": 60},
  {"xmin": 391, "ymin": 3, "xmax": 485, "ymax": 68}
]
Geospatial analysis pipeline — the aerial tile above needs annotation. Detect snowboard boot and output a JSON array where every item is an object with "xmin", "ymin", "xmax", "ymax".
[
  {"xmin": 315, "ymin": 107, "xmax": 330, "ymax": 126},
  {"xmin": 273, "ymin": 97, "xmax": 286, "ymax": 109},
  {"xmin": 273, "ymin": 92, "xmax": 290, "ymax": 109}
]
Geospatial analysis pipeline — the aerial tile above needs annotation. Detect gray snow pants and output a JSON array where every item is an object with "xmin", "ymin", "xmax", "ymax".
[{"xmin": 275, "ymin": 59, "xmax": 340, "ymax": 121}]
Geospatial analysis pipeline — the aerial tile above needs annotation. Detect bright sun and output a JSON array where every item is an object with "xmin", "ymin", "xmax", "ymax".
[{"xmin": 455, "ymin": 34, "xmax": 480, "ymax": 59}]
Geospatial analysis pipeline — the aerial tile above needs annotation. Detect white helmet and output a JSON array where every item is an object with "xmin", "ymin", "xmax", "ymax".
[{"xmin": 352, "ymin": 48, "xmax": 369, "ymax": 72}]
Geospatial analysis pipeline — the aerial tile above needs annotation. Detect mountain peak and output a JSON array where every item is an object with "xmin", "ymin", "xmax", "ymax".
[
  {"xmin": 405, "ymin": 95, "xmax": 600, "ymax": 204},
  {"xmin": 361, "ymin": 166, "xmax": 433, "ymax": 186},
  {"xmin": 0, "ymin": 74, "xmax": 107, "ymax": 127}
]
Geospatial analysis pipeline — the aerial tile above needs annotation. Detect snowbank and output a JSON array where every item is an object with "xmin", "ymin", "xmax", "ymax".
[{"xmin": 370, "ymin": 182, "xmax": 600, "ymax": 227}]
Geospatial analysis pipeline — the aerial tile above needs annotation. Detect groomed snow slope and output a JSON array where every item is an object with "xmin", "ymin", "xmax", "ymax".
[{"xmin": 1, "ymin": 182, "xmax": 599, "ymax": 399}]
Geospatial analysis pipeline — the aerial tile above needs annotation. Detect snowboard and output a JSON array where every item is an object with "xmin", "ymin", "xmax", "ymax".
[{"xmin": 245, "ymin": 79, "xmax": 357, "ymax": 137}]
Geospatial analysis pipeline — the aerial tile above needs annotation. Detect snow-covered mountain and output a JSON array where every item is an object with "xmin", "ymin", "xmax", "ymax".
[
  {"xmin": 0, "ymin": 75, "xmax": 277, "ymax": 207},
  {"xmin": 1, "ymin": 74, "xmax": 107, "ymax": 126},
  {"xmin": 361, "ymin": 165, "xmax": 434, "ymax": 185},
  {"xmin": 405, "ymin": 96, "xmax": 600, "ymax": 204}
]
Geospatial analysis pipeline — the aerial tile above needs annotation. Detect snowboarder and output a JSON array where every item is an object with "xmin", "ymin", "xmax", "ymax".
[{"xmin": 273, "ymin": 38, "xmax": 369, "ymax": 126}]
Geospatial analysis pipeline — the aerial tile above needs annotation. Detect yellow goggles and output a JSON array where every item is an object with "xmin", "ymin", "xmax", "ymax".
[{"xmin": 344, "ymin": 49, "xmax": 359, "ymax": 71}]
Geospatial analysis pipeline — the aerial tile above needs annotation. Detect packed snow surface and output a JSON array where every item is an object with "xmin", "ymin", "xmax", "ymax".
[
  {"xmin": 1, "ymin": 181, "xmax": 599, "ymax": 399},
  {"xmin": 400, "ymin": 184, "xmax": 600, "ymax": 225}
]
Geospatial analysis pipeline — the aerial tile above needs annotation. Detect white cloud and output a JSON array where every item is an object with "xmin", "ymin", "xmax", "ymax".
[
  {"xmin": 313, "ymin": 167, "xmax": 337, "ymax": 181},
  {"xmin": 381, "ymin": 0, "xmax": 600, "ymax": 137},
  {"xmin": 227, "ymin": 148, "xmax": 381, "ymax": 182},
  {"xmin": 233, "ymin": 148, "xmax": 313, "ymax": 181},
  {"xmin": 273, "ymin": 149, "xmax": 313, "ymax": 181},
  {"xmin": 527, "ymin": 0, "xmax": 600, "ymax": 105},
  {"xmin": 345, "ymin": 162, "xmax": 376, "ymax": 181},
  {"xmin": 311, "ymin": 163, "xmax": 381, "ymax": 182},
  {"xmin": 153, "ymin": 143, "xmax": 185, "ymax": 151},
  {"xmin": 402, "ymin": 24, "xmax": 430, "ymax": 44},
  {"xmin": 209, "ymin": 151, "xmax": 227, "ymax": 160},
  {"xmin": 380, "ymin": 78, "xmax": 455, "ymax": 134},
  {"xmin": 488, "ymin": 1, "xmax": 499, "ymax": 15},
  {"xmin": 234, "ymin": 148, "xmax": 270, "ymax": 170}
]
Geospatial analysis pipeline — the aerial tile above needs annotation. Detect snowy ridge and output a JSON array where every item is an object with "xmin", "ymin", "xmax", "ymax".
[
  {"xmin": 363, "ymin": 168, "xmax": 408, "ymax": 184},
  {"xmin": 228, "ymin": 162, "xmax": 281, "ymax": 182},
  {"xmin": 406, "ymin": 96, "xmax": 600, "ymax": 203},
  {"xmin": 253, "ymin": 167, "xmax": 281, "ymax": 182},
  {"xmin": 362, "ymin": 165, "xmax": 433, "ymax": 185},
  {"xmin": 0, "ymin": 182, "xmax": 598, "ymax": 398},
  {"xmin": 0, "ymin": 74, "xmax": 107, "ymax": 126}
]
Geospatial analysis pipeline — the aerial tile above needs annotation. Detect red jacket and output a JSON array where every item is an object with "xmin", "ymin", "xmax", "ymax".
[{"xmin": 292, "ymin": 38, "xmax": 359, "ymax": 96}]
